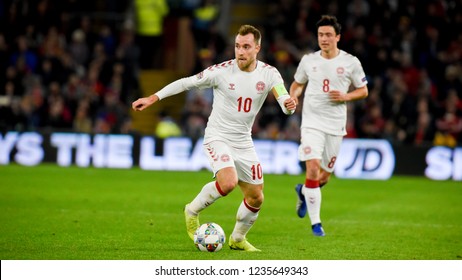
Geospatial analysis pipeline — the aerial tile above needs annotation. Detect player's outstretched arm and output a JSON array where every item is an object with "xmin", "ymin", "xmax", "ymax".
[
  {"xmin": 132, "ymin": 94, "xmax": 160, "ymax": 111},
  {"xmin": 132, "ymin": 76, "xmax": 198, "ymax": 112}
]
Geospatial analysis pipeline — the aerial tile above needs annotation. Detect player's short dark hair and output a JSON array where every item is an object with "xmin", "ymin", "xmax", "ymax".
[
  {"xmin": 316, "ymin": 15, "xmax": 342, "ymax": 35},
  {"xmin": 237, "ymin": 25, "xmax": 261, "ymax": 45}
]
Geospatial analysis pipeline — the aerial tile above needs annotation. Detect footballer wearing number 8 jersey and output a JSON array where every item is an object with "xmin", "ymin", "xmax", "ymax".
[
  {"xmin": 132, "ymin": 24, "xmax": 297, "ymax": 251},
  {"xmin": 290, "ymin": 15, "xmax": 369, "ymax": 237}
]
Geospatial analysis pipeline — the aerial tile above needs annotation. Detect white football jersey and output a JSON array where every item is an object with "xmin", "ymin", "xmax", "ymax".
[
  {"xmin": 181, "ymin": 59, "xmax": 286, "ymax": 148},
  {"xmin": 294, "ymin": 50, "xmax": 367, "ymax": 136}
]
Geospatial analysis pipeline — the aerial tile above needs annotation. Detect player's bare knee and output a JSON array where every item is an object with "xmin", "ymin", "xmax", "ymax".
[
  {"xmin": 217, "ymin": 180, "xmax": 238, "ymax": 195},
  {"xmin": 246, "ymin": 192, "xmax": 263, "ymax": 208}
]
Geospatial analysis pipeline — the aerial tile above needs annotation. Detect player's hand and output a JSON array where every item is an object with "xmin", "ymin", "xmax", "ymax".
[
  {"xmin": 132, "ymin": 95, "xmax": 158, "ymax": 111},
  {"xmin": 328, "ymin": 90, "xmax": 347, "ymax": 102},
  {"xmin": 284, "ymin": 97, "xmax": 297, "ymax": 111},
  {"xmin": 132, "ymin": 98, "xmax": 150, "ymax": 111},
  {"xmin": 290, "ymin": 95, "xmax": 299, "ymax": 106}
]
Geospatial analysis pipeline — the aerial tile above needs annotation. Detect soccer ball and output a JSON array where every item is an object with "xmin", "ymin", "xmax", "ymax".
[{"xmin": 194, "ymin": 222, "xmax": 226, "ymax": 252}]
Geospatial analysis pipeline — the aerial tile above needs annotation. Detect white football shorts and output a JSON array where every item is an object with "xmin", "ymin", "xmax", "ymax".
[
  {"xmin": 298, "ymin": 127, "xmax": 343, "ymax": 173},
  {"xmin": 203, "ymin": 140, "xmax": 264, "ymax": 185}
]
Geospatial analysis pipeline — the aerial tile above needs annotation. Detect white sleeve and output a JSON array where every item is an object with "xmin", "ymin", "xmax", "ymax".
[
  {"xmin": 155, "ymin": 77, "xmax": 194, "ymax": 100},
  {"xmin": 351, "ymin": 57, "xmax": 368, "ymax": 88},
  {"xmin": 293, "ymin": 55, "xmax": 309, "ymax": 84},
  {"xmin": 156, "ymin": 70, "xmax": 216, "ymax": 100}
]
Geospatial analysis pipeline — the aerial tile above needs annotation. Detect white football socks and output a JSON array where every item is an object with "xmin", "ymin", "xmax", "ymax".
[
  {"xmin": 303, "ymin": 186, "xmax": 322, "ymax": 225},
  {"xmin": 231, "ymin": 200, "xmax": 259, "ymax": 242},
  {"xmin": 187, "ymin": 181, "xmax": 222, "ymax": 215}
]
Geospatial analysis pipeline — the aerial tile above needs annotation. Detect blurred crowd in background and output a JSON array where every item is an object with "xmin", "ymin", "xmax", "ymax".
[{"xmin": 0, "ymin": 0, "xmax": 461, "ymax": 147}]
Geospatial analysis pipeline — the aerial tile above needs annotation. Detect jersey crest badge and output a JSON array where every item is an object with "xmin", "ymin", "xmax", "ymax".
[
  {"xmin": 256, "ymin": 81, "xmax": 265, "ymax": 93},
  {"xmin": 221, "ymin": 154, "xmax": 230, "ymax": 162}
]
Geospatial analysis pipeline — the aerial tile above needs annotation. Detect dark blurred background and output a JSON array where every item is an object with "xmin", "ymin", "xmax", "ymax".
[{"xmin": 0, "ymin": 0, "xmax": 461, "ymax": 147}]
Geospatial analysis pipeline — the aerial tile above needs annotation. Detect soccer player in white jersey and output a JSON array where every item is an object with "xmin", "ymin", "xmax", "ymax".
[
  {"xmin": 132, "ymin": 25, "xmax": 297, "ymax": 251},
  {"xmin": 290, "ymin": 15, "xmax": 368, "ymax": 237}
]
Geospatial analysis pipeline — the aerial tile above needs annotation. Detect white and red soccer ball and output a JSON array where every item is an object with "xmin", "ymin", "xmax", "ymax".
[{"xmin": 194, "ymin": 222, "xmax": 226, "ymax": 252}]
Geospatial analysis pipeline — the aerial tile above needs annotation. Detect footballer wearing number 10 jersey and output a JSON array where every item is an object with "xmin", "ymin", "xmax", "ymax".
[{"xmin": 132, "ymin": 24, "xmax": 296, "ymax": 251}]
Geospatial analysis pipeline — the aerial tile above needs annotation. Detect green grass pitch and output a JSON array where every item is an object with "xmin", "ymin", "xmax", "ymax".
[{"xmin": 1, "ymin": 164, "xmax": 461, "ymax": 260}]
